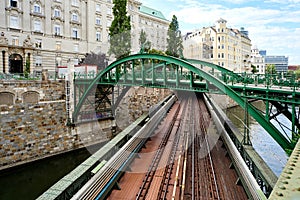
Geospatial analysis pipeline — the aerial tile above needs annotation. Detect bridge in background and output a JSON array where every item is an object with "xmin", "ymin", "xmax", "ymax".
[{"xmin": 71, "ymin": 53, "xmax": 300, "ymax": 152}]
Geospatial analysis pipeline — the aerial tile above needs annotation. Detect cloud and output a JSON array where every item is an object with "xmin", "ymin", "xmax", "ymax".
[
  {"xmin": 141, "ymin": 0, "xmax": 300, "ymax": 64},
  {"xmin": 264, "ymin": 0, "xmax": 300, "ymax": 4}
]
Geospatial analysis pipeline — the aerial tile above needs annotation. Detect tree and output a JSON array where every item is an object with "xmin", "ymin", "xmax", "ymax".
[
  {"xmin": 24, "ymin": 56, "xmax": 30, "ymax": 78},
  {"xmin": 251, "ymin": 64, "xmax": 258, "ymax": 74},
  {"xmin": 166, "ymin": 15, "xmax": 183, "ymax": 58},
  {"xmin": 109, "ymin": 0, "xmax": 131, "ymax": 59},
  {"xmin": 80, "ymin": 52, "xmax": 108, "ymax": 71},
  {"xmin": 139, "ymin": 29, "xmax": 151, "ymax": 53},
  {"xmin": 295, "ymin": 70, "xmax": 300, "ymax": 79},
  {"xmin": 266, "ymin": 64, "xmax": 277, "ymax": 74}
]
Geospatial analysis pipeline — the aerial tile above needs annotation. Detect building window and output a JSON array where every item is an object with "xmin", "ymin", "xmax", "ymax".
[
  {"xmin": 107, "ymin": 8, "xmax": 111, "ymax": 15},
  {"xmin": 96, "ymin": 31, "xmax": 101, "ymax": 41},
  {"xmin": 107, "ymin": 20, "xmax": 111, "ymax": 27},
  {"xmin": 56, "ymin": 42, "xmax": 61, "ymax": 50},
  {"xmin": 72, "ymin": 13, "xmax": 78, "ymax": 21},
  {"xmin": 74, "ymin": 44, "xmax": 79, "ymax": 52},
  {"xmin": 54, "ymin": 9, "xmax": 61, "ymax": 17},
  {"xmin": 12, "ymin": 36, "xmax": 19, "ymax": 46},
  {"xmin": 10, "ymin": 16, "xmax": 19, "ymax": 28},
  {"xmin": 96, "ymin": 4, "xmax": 101, "ymax": 12},
  {"xmin": 35, "ymin": 56, "xmax": 42, "ymax": 66},
  {"xmin": 54, "ymin": 25, "xmax": 61, "ymax": 35},
  {"xmin": 10, "ymin": 0, "xmax": 18, "ymax": 8},
  {"xmin": 34, "ymin": 20, "xmax": 41, "ymax": 32},
  {"xmin": 96, "ymin": 17, "xmax": 101, "ymax": 25},
  {"xmin": 72, "ymin": 28, "xmax": 78, "ymax": 38},
  {"xmin": 35, "ymin": 39, "xmax": 42, "ymax": 48},
  {"xmin": 107, "ymin": 0, "xmax": 112, "ymax": 3},
  {"xmin": 34, "ymin": 3, "xmax": 41, "ymax": 13},
  {"xmin": 72, "ymin": 0, "xmax": 79, "ymax": 6},
  {"xmin": 129, "ymin": 4, "xmax": 133, "ymax": 10}
]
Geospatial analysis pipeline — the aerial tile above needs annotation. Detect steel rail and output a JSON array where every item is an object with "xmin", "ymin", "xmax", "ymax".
[
  {"xmin": 136, "ymin": 103, "xmax": 180, "ymax": 199},
  {"xmin": 72, "ymin": 96, "xmax": 176, "ymax": 200}
]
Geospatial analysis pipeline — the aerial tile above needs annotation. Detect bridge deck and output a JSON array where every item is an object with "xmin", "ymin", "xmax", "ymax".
[{"xmin": 269, "ymin": 138, "xmax": 300, "ymax": 199}]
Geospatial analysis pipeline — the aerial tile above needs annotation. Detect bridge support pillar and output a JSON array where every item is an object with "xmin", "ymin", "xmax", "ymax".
[{"xmin": 243, "ymin": 98, "xmax": 251, "ymax": 145}]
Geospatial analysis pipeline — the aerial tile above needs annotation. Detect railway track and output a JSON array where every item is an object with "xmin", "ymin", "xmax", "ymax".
[
  {"xmin": 136, "ymin": 102, "xmax": 181, "ymax": 199},
  {"xmin": 182, "ymin": 95, "xmax": 220, "ymax": 200},
  {"xmin": 78, "ymin": 93, "xmax": 251, "ymax": 200}
]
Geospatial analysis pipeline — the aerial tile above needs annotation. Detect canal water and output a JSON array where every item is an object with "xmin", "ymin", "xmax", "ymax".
[
  {"xmin": 0, "ymin": 103, "xmax": 289, "ymax": 200},
  {"xmin": 0, "ymin": 144, "xmax": 104, "ymax": 200},
  {"xmin": 225, "ymin": 101, "xmax": 289, "ymax": 176}
]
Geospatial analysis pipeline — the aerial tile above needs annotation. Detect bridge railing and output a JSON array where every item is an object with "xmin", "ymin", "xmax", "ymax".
[
  {"xmin": 0, "ymin": 73, "xmax": 41, "ymax": 80},
  {"xmin": 219, "ymin": 72, "xmax": 300, "ymax": 89}
]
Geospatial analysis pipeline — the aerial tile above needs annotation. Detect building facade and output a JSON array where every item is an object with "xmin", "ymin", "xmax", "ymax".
[
  {"xmin": 265, "ymin": 55, "xmax": 289, "ymax": 72},
  {"xmin": 251, "ymin": 47, "xmax": 265, "ymax": 74},
  {"xmin": 183, "ymin": 18, "xmax": 252, "ymax": 73},
  {"xmin": 0, "ymin": 0, "xmax": 169, "ymax": 75}
]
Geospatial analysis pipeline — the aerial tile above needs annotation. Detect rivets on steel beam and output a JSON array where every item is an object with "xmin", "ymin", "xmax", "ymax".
[
  {"xmin": 279, "ymin": 185, "xmax": 286, "ymax": 190},
  {"xmin": 281, "ymin": 181, "xmax": 289, "ymax": 185},
  {"xmin": 276, "ymin": 192, "xmax": 283, "ymax": 196}
]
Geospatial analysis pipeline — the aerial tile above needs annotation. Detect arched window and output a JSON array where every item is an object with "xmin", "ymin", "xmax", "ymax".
[
  {"xmin": 72, "ymin": 12, "xmax": 78, "ymax": 21},
  {"xmin": 54, "ymin": 8, "xmax": 61, "ymax": 17},
  {"xmin": 33, "ymin": 3, "xmax": 41, "ymax": 13}
]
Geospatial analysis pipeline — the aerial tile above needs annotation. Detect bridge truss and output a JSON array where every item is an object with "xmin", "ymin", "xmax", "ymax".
[{"xmin": 72, "ymin": 53, "xmax": 300, "ymax": 152}]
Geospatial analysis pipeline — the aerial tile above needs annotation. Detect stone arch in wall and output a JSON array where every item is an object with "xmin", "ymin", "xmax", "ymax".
[
  {"xmin": 22, "ymin": 91, "xmax": 39, "ymax": 104},
  {"xmin": 0, "ymin": 92, "xmax": 15, "ymax": 105}
]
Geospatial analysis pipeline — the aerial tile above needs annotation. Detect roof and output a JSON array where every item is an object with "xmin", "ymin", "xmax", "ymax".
[{"xmin": 139, "ymin": 6, "xmax": 167, "ymax": 21}]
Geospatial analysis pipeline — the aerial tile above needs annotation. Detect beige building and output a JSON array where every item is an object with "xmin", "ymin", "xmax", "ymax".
[
  {"xmin": 183, "ymin": 18, "xmax": 252, "ymax": 73},
  {"xmin": 0, "ymin": 0, "xmax": 169, "ymax": 75}
]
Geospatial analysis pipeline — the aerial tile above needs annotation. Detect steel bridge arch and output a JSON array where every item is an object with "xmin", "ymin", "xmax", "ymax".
[{"xmin": 73, "ymin": 53, "xmax": 293, "ymax": 150}]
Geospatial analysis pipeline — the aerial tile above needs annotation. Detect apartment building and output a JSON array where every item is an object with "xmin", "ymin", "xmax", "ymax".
[
  {"xmin": 251, "ymin": 47, "xmax": 265, "ymax": 74},
  {"xmin": 0, "ymin": 0, "xmax": 169, "ymax": 75},
  {"xmin": 183, "ymin": 18, "xmax": 252, "ymax": 73}
]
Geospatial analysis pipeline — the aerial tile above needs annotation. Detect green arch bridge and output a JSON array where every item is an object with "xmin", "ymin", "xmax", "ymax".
[{"xmin": 71, "ymin": 53, "xmax": 300, "ymax": 152}]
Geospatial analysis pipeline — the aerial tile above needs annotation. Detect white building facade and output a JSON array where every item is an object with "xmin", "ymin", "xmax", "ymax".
[
  {"xmin": 251, "ymin": 47, "xmax": 265, "ymax": 74},
  {"xmin": 0, "ymin": 0, "xmax": 169, "ymax": 75}
]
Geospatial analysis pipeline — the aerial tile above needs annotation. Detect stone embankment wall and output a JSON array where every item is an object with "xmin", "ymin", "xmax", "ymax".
[
  {"xmin": 208, "ymin": 94, "xmax": 239, "ymax": 110},
  {"xmin": 0, "ymin": 80, "xmax": 70, "ymax": 169},
  {"xmin": 0, "ymin": 79, "xmax": 171, "ymax": 170},
  {"xmin": 0, "ymin": 80, "xmax": 112, "ymax": 169},
  {"xmin": 116, "ymin": 87, "xmax": 172, "ymax": 130}
]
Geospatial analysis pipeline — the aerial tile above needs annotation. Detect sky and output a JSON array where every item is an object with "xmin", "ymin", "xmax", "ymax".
[{"xmin": 140, "ymin": 0, "xmax": 300, "ymax": 65}]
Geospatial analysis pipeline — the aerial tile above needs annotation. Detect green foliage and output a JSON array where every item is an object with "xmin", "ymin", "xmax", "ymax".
[
  {"xmin": 251, "ymin": 64, "xmax": 258, "ymax": 74},
  {"xmin": 109, "ymin": 0, "xmax": 131, "ymax": 59},
  {"xmin": 81, "ymin": 52, "xmax": 108, "ymax": 71},
  {"xmin": 139, "ymin": 30, "xmax": 151, "ymax": 53},
  {"xmin": 266, "ymin": 64, "xmax": 277, "ymax": 74},
  {"xmin": 166, "ymin": 15, "xmax": 183, "ymax": 58},
  {"xmin": 24, "ymin": 56, "xmax": 30, "ymax": 78},
  {"xmin": 147, "ymin": 48, "xmax": 167, "ymax": 64},
  {"xmin": 295, "ymin": 70, "xmax": 300, "ymax": 79}
]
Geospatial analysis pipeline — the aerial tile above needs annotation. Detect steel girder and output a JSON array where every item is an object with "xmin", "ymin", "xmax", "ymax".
[{"xmin": 73, "ymin": 53, "xmax": 295, "ymax": 150}]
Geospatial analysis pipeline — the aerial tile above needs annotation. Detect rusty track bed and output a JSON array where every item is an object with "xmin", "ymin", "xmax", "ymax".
[{"xmin": 108, "ymin": 94, "xmax": 248, "ymax": 200}]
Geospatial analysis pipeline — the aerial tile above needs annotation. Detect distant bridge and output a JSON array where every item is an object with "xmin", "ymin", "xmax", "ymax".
[{"xmin": 72, "ymin": 53, "xmax": 300, "ymax": 151}]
